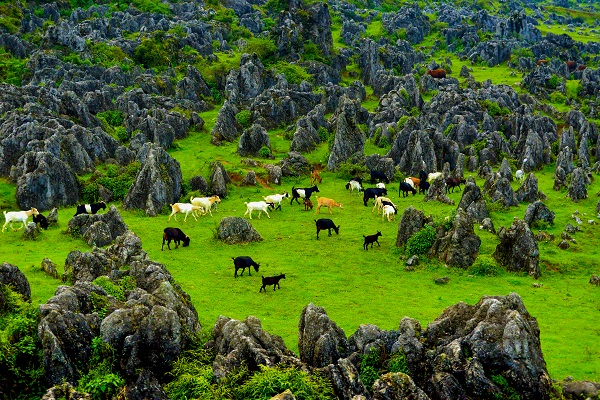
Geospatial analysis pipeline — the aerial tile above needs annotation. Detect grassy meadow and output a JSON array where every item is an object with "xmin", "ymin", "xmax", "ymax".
[{"xmin": 2, "ymin": 123, "xmax": 599, "ymax": 382}]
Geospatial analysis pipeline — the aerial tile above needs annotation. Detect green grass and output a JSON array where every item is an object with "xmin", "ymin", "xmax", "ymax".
[{"xmin": 538, "ymin": 24, "xmax": 600, "ymax": 44}]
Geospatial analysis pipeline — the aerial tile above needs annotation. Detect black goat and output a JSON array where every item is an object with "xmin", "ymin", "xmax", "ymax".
[
  {"xmin": 33, "ymin": 213, "xmax": 49, "ymax": 230},
  {"xmin": 74, "ymin": 202, "xmax": 106, "ymax": 216},
  {"xmin": 259, "ymin": 274, "xmax": 286, "ymax": 292},
  {"xmin": 232, "ymin": 256, "xmax": 260, "ymax": 278},
  {"xmin": 363, "ymin": 231, "xmax": 382, "ymax": 250},
  {"xmin": 370, "ymin": 170, "xmax": 389, "ymax": 184},
  {"xmin": 399, "ymin": 182, "xmax": 417, "ymax": 197},
  {"xmin": 419, "ymin": 170, "xmax": 428, "ymax": 183},
  {"xmin": 315, "ymin": 219, "xmax": 340, "ymax": 240},
  {"xmin": 419, "ymin": 181, "xmax": 430, "ymax": 194},
  {"xmin": 290, "ymin": 185, "xmax": 320, "ymax": 205},
  {"xmin": 363, "ymin": 188, "xmax": 387, "ymax": 206},
  {"xmin": 162, "ymin": 227, "xmax": 190, "ymax": 250}
]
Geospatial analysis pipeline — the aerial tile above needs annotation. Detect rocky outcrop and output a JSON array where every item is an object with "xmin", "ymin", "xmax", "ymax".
[
  {"xmin": 524, "ymin": 201, "xmax": 555, "ymax": 228},
  {"xmin": 238, "ymin": 124, "xmax": 270, "ymax": 157},
  {"xmin": 516, "ymin": 173, "xmax": 544, "ymax": 203},
  {"xmin": 212, "ymin": 315, "xmax": 300, "ymax": 380},
  {"xmin": 424, "ymin": 176, "xmax": 454, "ymax": 205},
  {"xmin": 396, "ymin": 206, "xmax": 431, "ymax": 247},
  {"xmin": 567, "ymin": 168, "xmax": 588, "ymax": 202},
  {"xmin": 484, "ymin": 174, "xmax": 518, "ymax": 207},
  {"xmin": 67, "ymin": 205, "xmax": 128, "ymax": 248},
  {"xmin": 298, "ymin": 303, "xmax": 350, "ymax": 368},
  {"xmin": 211, "ymin": 101, "xmax": 241, "ymax": 145},
  {"xmin": 217, "ymin": 217, "xmax": 262, "ymax": 244},
  {"xmin": 372, "ymin": 372, "xmax": 430, "ymax": 400},
  {"xmin": 328, "ymin": 97, "xmax": 366, "ymax": 170},
  {"xmin": 210, "ymin": 162, "xmax": 231, "ymax": 198},
  {"xmin": 122, "ymin": 143, "xmax": 182, "ymax": 216},
  {"xmin": 457, "ymin": 180, "xmax": 488, "ymax": 223},
  {"xmin": 431, "ymin": 209, "xmax": 481, "ymax": 268},
  {"xmin": 0, "ymin": 262, "xmax": 31, "ymax": 301},
  {"xmin": 280, "ymin": 152, "xmax": 311, "ymax": 177},
  {"xmin": 322, "ymin": 358, "xmax": 369, "ymax": 400},
  {"xmin": 494, "ymin": 218, "xmax": 540, "ymax": 278}
]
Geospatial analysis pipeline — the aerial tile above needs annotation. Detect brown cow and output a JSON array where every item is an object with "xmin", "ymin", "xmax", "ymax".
[
  {"xmin": 566, "ymin": 61, "xmax": 577, "ymax": 71},
  {"xmin": 426, "ymin": 69, "xmax": 446, "ymax": 79},
  {"xmin": 535, "ymin": 59, "xmax": 548, "ymax": 66},
  {"xmin": 577, "ymin": 65, "xmax": 587, "ymax": 71}
]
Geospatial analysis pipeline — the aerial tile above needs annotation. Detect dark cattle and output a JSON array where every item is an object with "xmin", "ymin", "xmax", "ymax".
[
  {"xmin": 399, "ymin": 182, "xmax": 417, "ymax": 197},
  {"xmin": 363, "ymin": 231, "xmax": 382, "ymax": 250},
  {"xmin": 304, "ymin": 198, "xmax": 313, "ymax": 211},
  {"xmin": 426, "ymin": 69, "xmax": 446, "ymax": 79},
  {"xmin": 370, "ymin": 170, "xmax": 389, "ymax": 184},
  {"xmin": 74, "ymin": 202, "xmax": 106, "ymax": 216},
  {"xmin": 419, "ymin": 181, "xmax": 430, "ymax": 194},
  {"xmin": 363, "ymin": 188, "xmax": 387, "ymax": 206},
  {"xmin": 259, "ymin": 274, "xmax": 286, "ymax": 292},
  {"xmin": 290, "ymin": 185, "xmax": 320, "ymax": 205},
  {"xmin": 232, "ymin": 256, "xmax": 260, "ymax": 278},
  {"xmin": 445, "ymin": 177, "xmax": 466, "ymax": 193},
  {"xmin": 315, "ymin": 218, "xmax": 340, "ymax": 240},
  {"xmin": 33, "ymin": 213, "xmax": 49, "ymax": 230},
  {"xmin": 566, "ymin": 61, "xmax": 577, "ymax": 71},
  {"xmin": 419, "ymin": 170, "xmax": 428, "ymax": 182},
  {"xmin": 162, "ymin": 227, "xmax": 190, "ymax": 250}
]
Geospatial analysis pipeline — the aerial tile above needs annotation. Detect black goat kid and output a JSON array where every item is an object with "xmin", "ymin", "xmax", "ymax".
[
  {"xmin": 363, "ymin": 231, "xmax": 382, "ymax": 250},
  {"xmin": 259, "ymin": 274, "xmax": 286, "ymax": 292}
]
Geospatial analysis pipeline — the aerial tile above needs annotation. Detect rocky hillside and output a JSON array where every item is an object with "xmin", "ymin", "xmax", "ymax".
[{"xmin": 1, "ymin": 0, "xmax": 600, "ymax": 398}]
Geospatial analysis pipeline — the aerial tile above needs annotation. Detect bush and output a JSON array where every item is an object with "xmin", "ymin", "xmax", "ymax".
[
  {"xmin": 235, "ymin": 110, "xmax": 252, "ymax": 129},
  {"xmin": 405, "ymin": 225, "xmax": 436, "ymax": 256},
  {"xmin": 244, "ymin": 37, "xmax": 277, "ymax": 63},
  {"xmin": 258, "ymin": 146, "xmax": 272, "ymax": 158},
  {"xmin": 318, "ymin": 126, "xmax": 330, "ymax": 142},
  {"xmin": 97, "ymin": 110, "xmax": 124, "ymax": 127},
  {"xmin": 547, "ymin": 74, "xmax": 561, "ymax": 90},
  {"xmin": 78, "ymin": 337, "xmax": 125, "ymax": 400},
  {"xmin": 549, "ymin": 91, "xmax": 567, "ymax": 104},
  {"xmin": 469, "ymin": 258, "xmax": 500, "ymax": 277},
  {"xmin": 273, "ymin": 61, "xmax": 311, "ymax": 85},
  {"xmin": 302, "ymin": 40, "xmax": 325, "ymax": 63},
  {"xmin": 336, "ymin": 160, "xmax": 369, "ymax": 179},
  {"xmin": 93, "ymin": 276, "xmax": 126, "ymax": 301},
  {"xmin": 0, "ymin": 47, "xmax": 28, "ymax": 86},
  {"xmin": 387, "ymin": 351, "xmax": 409, "ymax": 374}
]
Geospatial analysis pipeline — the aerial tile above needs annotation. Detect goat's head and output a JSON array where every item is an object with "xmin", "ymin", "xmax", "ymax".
[
  {"xmin": 254, "ymin": 263, "xmax": 260, "ymax": 272},
  {"xmin": 333, "ymin": 225, "xmax": 340, "ymax": 234},
  {"xmin": 99, "ymin": 202, "xmax": 107, "ymax": 210},
  {"xmin": 182, "ymin": 236, "xmax": 191, "ymax": 247}
]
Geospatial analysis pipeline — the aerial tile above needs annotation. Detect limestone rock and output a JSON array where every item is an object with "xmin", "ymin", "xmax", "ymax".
[
  {"xmin": 494, "ymin": 219, "xmax": 540, "ymax": 278},
  {"xmin": 372, "ymin": 372, "xmax": 431, "ymax": 400},
  {"xmin": 238, "ymin": 124, "xmax": 270, "ymax": 157},
  {"xmin": 431, "ymin": 209, "xmax": 481, "ymax": 269},
  {"xmin": 424, "ymin": 176, "xmax": 454, "ymax": 205},
  {"xmin": 396, "ymin": 206, "xmax": 431, "ymax": 247},
  {"xmin": 67, "ymin": 205, "xmax": 128, "ymax": 247},
  {"xmin": 524, "ymin": 201, "xmax": 555, "ymax": 227},
  {"xmin": 0, "ymin": 262, "xmax": 31, "ymax": 301},
  {"xmin": 217, "ymin": 217, "xmax": 262, "ymax": 244},
  {"xmin": 567, "ymin": 168, "xmax": 588, "ymax": 202},
  {"xmin": 298, "ymin": 303, "xmax": 349, "ymax": 368}
]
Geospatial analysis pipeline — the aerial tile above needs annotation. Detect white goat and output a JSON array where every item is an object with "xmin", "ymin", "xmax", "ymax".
[
  {"xmin": 376, "ymin": 182, "xmax": 386, "ymax": 189},
  {"xmin": 168, "ymin": 203, "xmax": 203, "ymax": 222},
  {"xmin": 515, "ymin": 170, "xmax": 525, "ymax": 181},
  {"xmin": 428, "ymin": 172, "xmax": 443, "ymax": 181},
  {"xmin": 190, "ymin": 195, "xmax": 221, "ymax": 217},
  {"xmin": 404, "ymin": 177, "xmax": 416, "ymax": 189},
  {"xmin": 2, "ymin": 208, "xmax": 39, "ymax": 232},
  {"xmin": 372, "ymin": 196, "xmax": 395, "ymax": 214},
  {"xmin": 382, "ymin": 205, "xmax": 396, "ymax": 222},
  {"xmin": 346, "ymin": 180, "xmax": 363, "ymax": 194},
  {"xmin": 263, "ymin": 192, "xmax": 289, "ymax": 211},
  {"xmin": 244, "ymin": 201, "xmax": 271, "ymax": 219}
]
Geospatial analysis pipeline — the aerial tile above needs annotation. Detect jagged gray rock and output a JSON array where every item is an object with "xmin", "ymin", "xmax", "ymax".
[
  {"xmin": 68, "ymin": 206, "xmax": 128, "ymax": 249},
  {"xmin": 494, "ymin": 218, "xmax": 540, "ymax": 278},
  {"xmin": 516, "ymin": 173, "xmax": 544, "ymax": 203},
  {"xmin": 217, "ymin": 217, "xmax": 262, "ymax": 244},
  {"xmin": 524, "ymin": 201, "xmax": 555, "ymax": 228},
  {"xmin": 431, "ymin": 209, "xmax": 481, "ymax": 268},
  {"xmin": 567, "ymin": 168, "xmax": 587, "ymax": 202},
  {"xmin": 210, "ymin": 162, "xmax": 231, "ymax": 198},
  {"xmin": 457, "ymin": 180, "xmax": 489, "ymax": 223},
  {"xmin": 424, "ymin": 176, "xmax": 454, "ymax": 205},
  {"xmin": 238, "ymin": 124, "xmax": 270, "ymax": 157},
  {"xmin": 328, "ymin": 97, "xmax": 366, "ymax": 170},
  {"xmin": 396, "ymin": 206, "xmax": 431, "ymax": 247},
  {"xmin": 372, "ymin": 372, "xmax": 431, "ymax": 400},
  {"xmin": 322, "ymin": 358, "xmax": 369, "ymax": 400},
  {"xmin": 0, "ymin": 262, "xmax": 31, "ymax": 301},
  {"xmin": 280, "ymin": 152, "xmax": 311, "ymax": 177}
]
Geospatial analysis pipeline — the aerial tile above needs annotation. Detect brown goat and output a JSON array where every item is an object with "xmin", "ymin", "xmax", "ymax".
[{"xmin": 426, "ymin": 69, "xmax": 446, "ymax": 79}]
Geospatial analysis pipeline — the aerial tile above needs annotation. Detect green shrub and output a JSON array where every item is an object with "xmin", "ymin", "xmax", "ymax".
[
  {"xmin": 405, "ymin": 225, "xmax": 436, "ymax": 257},
  {"xmin": 360, "ymin": 347, "xmax": 384, "ymax": 391},
  {"xmin": 273, "ymin": 61, "xmax": 312, "ymax": 85},
  {"xmin": 547, "ymin": 74, "xmax": 561, "ymax": 90},
  {"xmin": 490, "ymin": 374, "xmax": 520, "ymax": 400},
  {"xmin": 258, "ymin": 146, "xmax": 272, "ymax": 158},
  {"xmin": 244, "ymin": 37, "xmax": 278, "ymax": 63},
  {"xmin": 397, "ymin": 115, "xmax": 409, "ymax": 130},
  {"xmin": 482, "ymin": 100, "xmax": 510, "ymax": 117},
  {"xmin": 78, "ymin": 337, "xmax": 125, "ymax": 400},
  {"xmin": 97, "ymin": 110, "xmax": 125, "ymax": 127},
  {"xmin": 93, "ymin": 276, "xmax": 125, "ymax": 301},
  {"xmin": 302, "ymin": 40, "xmax": 325, "ymax": 63},
  {"xmin": 387, "ymin": 351, "xmax": 409, "ymax": 374},
  {"xmin": 0, "ymin": 3, "xmax": 23, "ymax": 34},
  {"xmin": 89, "ymin": 42, "xmax": 127, "ymax": 67},
  {"xmin": 336, "ymin": 160, "xmax": 369, "ymax": 179},
  {"xmin": 549, "ymin": 91, "xmax": 567, "ymax": 104},
  {"xmin": 469, "ymin": 258, "xmax": 500, "ymax": 277},
  {"xmin": 318, "ymin": 126, "xmax": 330, "ymax": 142},
  {"xmin": 133, "ymin": 31, "xmax": 178, "ymax": 69},
  {"xmin": 0, "ymin": 47, "xmax": 28, "ymax": 86},
  {"xmin": 235, "ymin": 110, "xmax": 252, "ymax": 129}
]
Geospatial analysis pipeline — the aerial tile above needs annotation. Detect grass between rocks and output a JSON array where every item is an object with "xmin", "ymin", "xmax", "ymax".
[{"xmin": 3, "ymin": 136, "xmax": 600, "ymax": 382}]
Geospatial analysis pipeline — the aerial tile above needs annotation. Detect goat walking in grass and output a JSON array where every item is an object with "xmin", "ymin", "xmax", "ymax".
[
  {"xmin": 363, "ymin": 231, "xmax": 382, "ymax": 250},
  {"xmin": 259, "ymin": 274, "xmax": 286, "ymax": 292},
  {"xmin": 2, "ymin": 208, "xmax": 39, "ymax": 232},
  {"xmin": 315, "ymin": 197, "xmax": 343, "ymax": 214}
]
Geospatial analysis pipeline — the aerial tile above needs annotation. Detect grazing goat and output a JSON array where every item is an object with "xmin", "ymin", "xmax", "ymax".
[
  {"xmin": 291, "ymin": 185, "xmax": 320, "ymax": 205},
  {"xmin": 190, "ymin": 195, "xmax": 221, "ymax": 216},
  {"xmin": 263, "ymin": 192, "xmax": 289, "ymax": 211},
  {"xmin": 33, "ymin": 213, "xmax": 49, "ymax": 230},
  {"xmin": 310, "ymin": 170, "xmax": 322, "ymax": 186},
  {"xmin": 370, "ymin": 169, "xmax": 389, "ymax": 184},
  {"xmin": 259, "ymin": 274, "xmax": 286, "ymax": 292},
  {"xmin": 232, "ymin": 256, "xmax": 260, "ymax": 278},
  {"xmin": 346, "ymin": 179, "xmax": 363, "ymax": 194},
  {"xmin": 419, "ymin": 170, "xmax": 428, "ymax": 183},
  {"xmin": 426, "ymin": 69, "xmax": 446, "ymax": 79},
  {"xmin": 315, "ymin": 218, "xmax": 339, "ymax": 240},
  {"xmin": 244, "ymin": 201, "xmax": 272, "ymax": 219},
  {"xmin": 315, "ymin": 197, "xmax": 343, "ymax": 214},
  {"xmin": 372, "ymin": 196, "xmax": 395, "ymax": 214},
  {"xmin": 419, "ymin": 181, "xmax": 430, "ymax": 194},
  {"xmin": 405, "ymin": 177, "xmax": 420, "ymax": 189},
  {"xmin": 363, "ymin": 187, "xmax": 387, "ymax": 206},
  {"xmin": 363, "ymin": 231, "xmax": 382, "ymax": 250},
  {"xmin": 304, "ymin": 198, "xmax": 313, "ymax": 211},
  {"xmin": 445, "ymin": 177, "xmax": 466, "ymax": 193},
  {"xmin": 399, "ymin": 182, "xmax": 417, "ymax": 197},
  {"xmin": 428, "ymin": 172, "xmax": 443, "ymax": 181},
  {"xmin": 382, "ymin": 204, "xmax": 397, "ymax": 222},
  {"xmin": 168, "ymin": 203, "xmax": 203, "ymax": 222},
  {"xmin": 2, "ymin": 208, "xmax": 39, "ymax": 233},
  {"xmin": 515, "ymin": 169, "xmax": 525, "ymax": 181},
  {"xmin": 162, "ymin": 227, "xmax": 190, "ymax": 250},
  {"xmin": 376, "ymin": 182, "xmax": 386, "ymax": 189},
  {"xmin": 74, "ymin": 202, "xmax": 106, "ymax": 216}
]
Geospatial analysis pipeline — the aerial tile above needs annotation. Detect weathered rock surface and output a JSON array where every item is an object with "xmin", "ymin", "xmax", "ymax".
[
  {"xmin": 431, "ymin": 209, "xmax": 481, "ymax": 268},
  {"xmin": 457, "ymin": 180, "xmax": 489, "ymax": 223},
  {"xmin": 424, "ymin": 176, "xmax": 454, "ymax": 205},
  {"xmin": 524, "ymin": 201, "xmax": 555, "ymax": 227},
  {"xmin": 396, "ymin": 206, "xmax": 431, "ymax": 247},
  {"xmin": 67, "ymin": 205, "xmax": 128, "ymax": 248},
  {"xmin": 238, "ymin": 124, "xmax": 270, "ymax": 157},
  {"xmin": 494, "ymin": 218, "xmax": 540, "ymax": 278},
  {"xmin": 568, "ymin": 167, "xmax": 588, "ymax": 202},
  {"xmin": 0, "ymin": 262, "xmax": 31, "ymax": 301},
  {"xmin": 372, "ymin": 372, "xmax": 430, "ymax": 400},
  {"xmin": 217, "ymin": 217, "xmax": 262, "ymax": 244}
]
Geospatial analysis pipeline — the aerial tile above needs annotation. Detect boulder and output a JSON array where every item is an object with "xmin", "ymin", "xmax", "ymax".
[
  {"xmin": 270, "ymin": 389, "xmax": 297, "ymax": 400},
  {"xmin": 431, "ymin": 209, "xmax": 481, "ymax": 269},
  {"xmin": 524, "ymin": 201, "xmax": 555, "ymax": 227},
  {"xmin": 238, "ymin": 124, "xmax": 270, "ymax": 157},
  {"xmin": 265, "ymin": 164, "xmax": 282, "ymax": 185},
  {"xmin": 480, "ymin": 218, "xmax": 496, "ymax": 234},
  {"xmin": 493, "ymin": 218, "xmax": 540, "ymax": 278},
  {"xmin": 242, "ymin": 170, "xmax": 257, "ymax": 186},
  {"xmin": 567, "ymin": 168, "xmax": 587, "ymax": 202},
  {"xmin": 47, "ymin": 207, "xmax": 59, "ymax": 226},
  {"xmin": 485, "ymin": 174, "xmax": 518, "ymax": 207},
  {"xmin": 41, "ymin": 258, "xmax": 59, "ymax": 279},
  {"xmin": 41, "ymin": 382, "xmax": 90, "ymax": 400},
  {"xmin": 217, "ymin": 217, "xmax": 262, "ymax": 244},
  {"xmin": 457, "ymin": 180, "xmax": 489, "ymax": 223},
  {"xmin": 516, "ymin": 173, "xmax": 543, "ymax": 203},
  {"xmin": 589, "ymin": 275, "xmax": 600, "ymax": 286},
  {"xmin": 122, "ymin": 143, "xmax": 182, "ymax": 216},
  {"xmin": 327, "ymin": 97, "xmax": 366, "ymax": 170},
  {"xmin": 562, "ymin": 380, "xmax": 599, "ymax": 400},
  {"xmin": 322, "ymin": 358, "xmax": 370, "ymax": 400},
  {"xmin": 210, "ymin": 162, "xmax": 231, "ymax": 198},
  {"xmin": 67, "ymin": 206, "xmax": 128, "ymax": 246},
  {"xmin": 211, "ymin": 100, "xmax": 241, "ymax": 145},
  {"xmin": 212, "ymin": 315, "xmax": 300, "ymax": 380},
  {"xmin": 298, "ymin": 303, "xmax": 349, "ymax": 368},
  {"xmin": 22, "ymin": 221, "xmax": 40, "ymax": 240},
  {"xmin": 0, "ymin": 262, "xmax": 31, "ymax": 301},
  {"xmin": 372, "ymin": 372, "xmax": 431, "ymax": 400},
  {"xmin": 396, "ymin": 206, "xmax": 431, "ymax": 247},
  {"xmin": 280, "ymin": 152, "xmax": 311, "ymax": 177},
  {"xmin": 290, "ymin": 115, "xmax": 321, "ymax": 153},
  {"xmin": 424, "ymin": 176, "xmax": 454, "ymax": 205},
  {"xmin": 553, "ymin": 166, "xmax": 567, "ymax": 191},
  {"xmin": 189, "ymin": 175, "xmax": 208, "ymax": 194},
  {"xmin": 498, "ymin": 158, "xmax": 513, "ymax": 181}
]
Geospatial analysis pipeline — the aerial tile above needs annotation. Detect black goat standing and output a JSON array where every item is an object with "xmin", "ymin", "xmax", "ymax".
[
  {"xmin": 33, "ymin": 213, "xmax": 49, "ymax": 229},
  {"xmin": 232, "ymin": 256, "xmax": 260, "ymax": 278},
  {"xmin": 363, "ymin": 231, "xmax": 382, "ymax": 250},
  {"xmin": 259, "ymin": 274, "xmax": 286, "ymax": 292}
]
